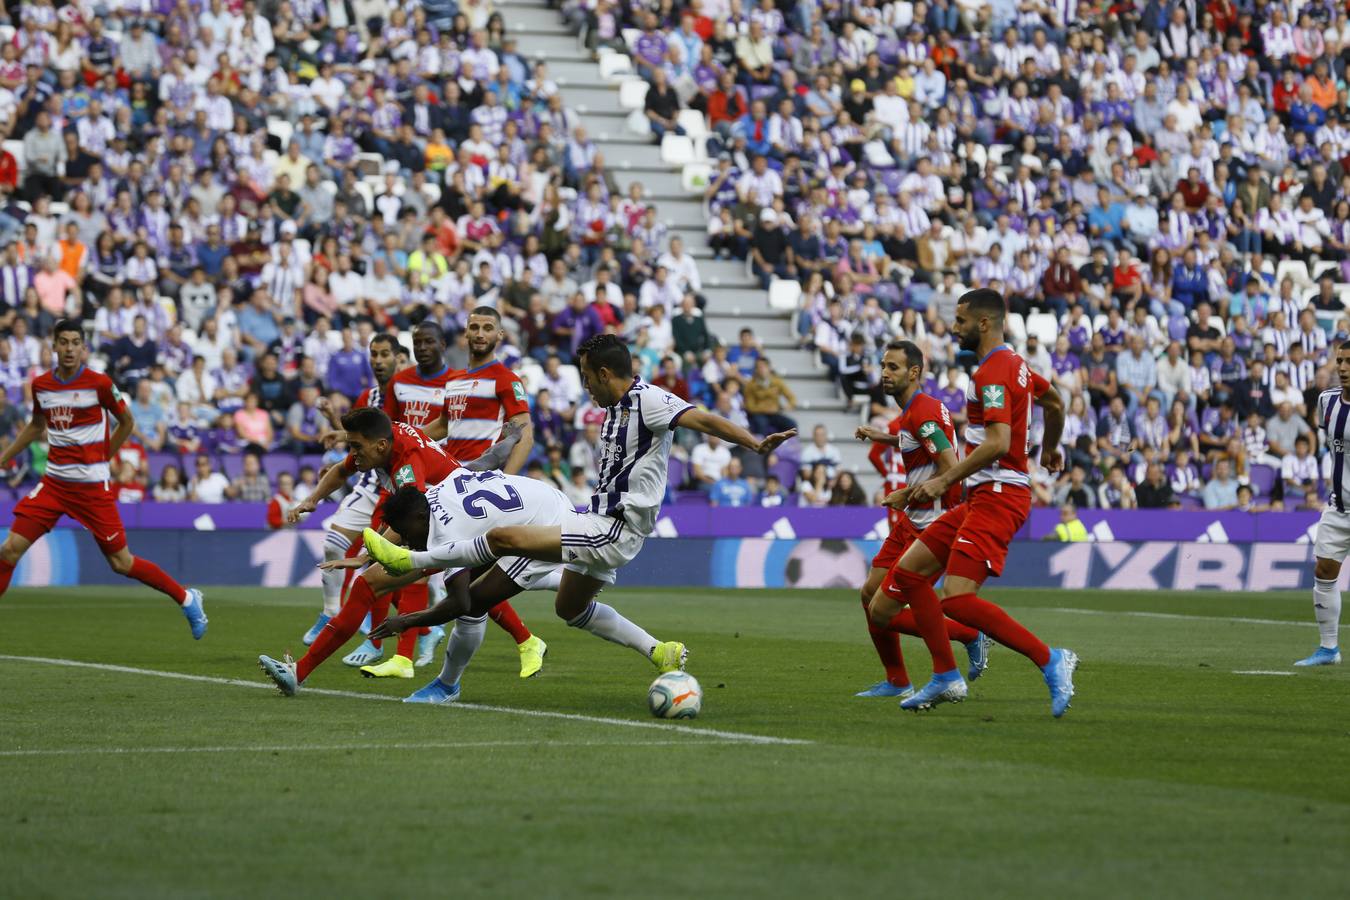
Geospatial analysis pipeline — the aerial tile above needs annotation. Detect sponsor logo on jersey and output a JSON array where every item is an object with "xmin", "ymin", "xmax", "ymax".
[
  {"xmin": 512, "ymin": 381, "xmax": 526, "ymax": 402},
  {"xmin": 982, "ymin": 385, "xmax": 1005, "ymax": 409},
  {"xmin": 394, "ymin": 464, "xmax": 415, "ymax": 487},
  {"xmin": 918, "ymin": 421, "xmax": 937, "ymax": 437},
  {"xmin": 49, "ymin": 405, "xmax": 75, "ymax": 430}
]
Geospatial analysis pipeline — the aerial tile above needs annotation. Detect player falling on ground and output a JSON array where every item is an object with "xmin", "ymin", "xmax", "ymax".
[
  {"xmin": 335, "ymin": 320, "xmax": 541, "ymax": 676},
  {"xmin": 1296, "ymin": 341, "xmax": 1350, "ymax": 667},
  {"xmin": 416, "ymin": 307, "xmax": 547, "ymax": 677},
  {"xmin": 0, "ymin": 320, "xmax": 206, "ymax": 637},
  {"xmin": 871, "ymin": 290, "xmax": 1077, "ymax": 716},
  {"xmin": 258, "ymin": 409, "xmax": 529, "ymax": 695},
  {"xmin": 302, "ymin": 332, "xmax": 401, "ymax": 645},
  {"xmin": 359, "ymin": 333, "xmax": 796, "ymax": 696},
  {"xmin": 852, "ymin": 340, "xmax": 991, "ymax": 698}
]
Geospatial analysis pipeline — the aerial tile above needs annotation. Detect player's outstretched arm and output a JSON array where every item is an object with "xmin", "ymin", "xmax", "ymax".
[
  {"xmin": 678, "ymin": 407, "xmax": 797, "ymax": 454},
  {"xmin": 288, "ymin": 463, "xmax": 350, "ymax": 523},
  {"xmin": 1036, "ymin": 388, "xmax": 1066, "ymax": 473},
  {"xmin": 0, "ymin": 414, "xmax": 44, "ymax": 469},
  {"xmin": 463, "ymin": 420, "xmax": 525, "ymax": 472}
]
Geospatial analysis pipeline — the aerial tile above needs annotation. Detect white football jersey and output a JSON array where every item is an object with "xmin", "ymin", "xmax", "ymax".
[
  {"xmin": 425, "ymin": 470, "xmax": 572, "ymax": 547},
  {"xmin": 589, "ymin": 379, "xmax": 694, "ymax": 535}
]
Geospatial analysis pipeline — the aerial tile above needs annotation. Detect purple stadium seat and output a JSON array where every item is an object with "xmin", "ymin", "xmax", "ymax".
[
  {"xmin": 675, "ymin": 490, "xmax": 709, "ymax": 505},
  {"xmin": 876, "ymin": 37, "xmax": 900, "ymax": 65},
  {"xmin": 1177, "ymin": 495, "xmax": 1202, "ymax": 510},
  {"xmin": 262, "ymin": 453, "xmax": 298, "ymax": 480},
  {"xmin": 146, "ymin": 452, "xmax": 179, "ymax": 483},
  {"xmin": 1168, "ymin": 316, "xmax": 1189, "ymax": 342},
  {"xmin": 772, "ymin": 458, "xmax": 798, "ymax": 489},
  {"xmin": 299, "ymin": 454, "xmax": 324, "ymax": 473},
  {"xmin": 750, "ymin": 84, "xmax": 779, "ymax": 104},
  {"xmin": 220, "ymin": 454, "xmax": 247, "ymax": 480},
  {"xmin": 669, "ymin": 457, "xmax": 687, "ymax": 490}
]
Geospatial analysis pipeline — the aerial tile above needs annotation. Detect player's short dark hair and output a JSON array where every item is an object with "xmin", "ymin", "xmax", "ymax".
[
  {"xmin": 414, "ymin": 320, "xmax": 445, "ymax": 342},
  {"xmin": 52, "ymin": 319, "xmax": 84, "ymax": 341},
  {"xmin": 884, "ymin": 339, "xmax": 925, "ymax": 372},
  {"xmin": 383, "ymin": 486, "xmax": 429, "ymax": 533},
  {"xmin": 469, "ymin": 306, "xmax": 501, "ymax": 322},
  {"xmin": 342, "ymin": 406, "xmax": 393, "ymax": 440},
  {"xmin": 957, "ymin": 288, "xmax": 1006, "ymax": 321},
  {"xmin": 578, "ymin": 333, "xmax": 633, "ymax": 379},
  {"xmin": 369, "ymin": 333, "xmax": 399, "ymax": 354},
  {"xmin": 1339, "ymin": 339, "xmax": 1350, "ymax": 352}
]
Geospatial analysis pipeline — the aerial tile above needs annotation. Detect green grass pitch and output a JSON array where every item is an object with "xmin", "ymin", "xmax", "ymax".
[{"xmin": 1, "ymin": 585, "xmax": 1347, "ymax": 898}]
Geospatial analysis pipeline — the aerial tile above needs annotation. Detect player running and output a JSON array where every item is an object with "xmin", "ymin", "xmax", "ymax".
[
  {"xmin": 302, "ymin": 333, "xmax": 401, "ymax": 645},
  {"xmin": 417, "ymin": 307, "xmax": 547, "ymax": 677},
  {"xmin": 0, "ymin": 320, "xmax": 206, "ymax": 637},
  {"xmin": 872, "ymin": 289, "xmax": 1076, "ymax": 716},
  {"xmin": 1296, "ymin": 341, "xmax": 1350, "ymax": 667},
  {"xmin": 257, "ymin": 409, "xmax": 535, "ymax": 696},
  {"xmin": 361, "ymin": 333, "xmax": 795, "ymax": 681},
  {"xmin": 853, "ymin": 340, "xmax": 990, "ymax": 698}
]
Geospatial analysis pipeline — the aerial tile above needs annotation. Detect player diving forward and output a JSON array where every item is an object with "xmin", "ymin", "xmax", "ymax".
[
  {"xmin": 360, "ymin": 333, "xmax": 796, "ymax": 700},
  {"xmin": 1296, "ymin": 342, "xmax": 1350, "ymax": 666},
  {"xmin": 873, "ymin": 290, "xmax": 1077, "ymax": 716},
  {"xmin": 258, "ymin": 408, "xmax": 519, "ymax": 691},
  {"xmin": 0, "ymin": 320, "xmax": 206, "ymax": 636},
  {"xmin": 853, "ymin": 340, "xmax": 991, "ymax": 698}
]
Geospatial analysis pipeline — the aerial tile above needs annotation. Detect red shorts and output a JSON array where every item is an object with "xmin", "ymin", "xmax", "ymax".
[
  {"xmin": 915, "ymin": 483, "xmax": 1030, "ymax": 583},
  {"xmin": 11, "ymin": 476, "xmax": 127, "ymax": 554},
  {"xmin": 871, "ymin": 516, "xmax": 920, "ymax": 570}
]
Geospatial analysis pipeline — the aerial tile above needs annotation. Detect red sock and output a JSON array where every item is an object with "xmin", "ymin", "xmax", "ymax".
[
  {"xmin": 395, "ymin": 582, "xmax": 429, "ymax": 660},
  {"xmin": 0, "ymin": 559, "xmax": 14, "ymax": 598},
  {"xmin": 126, "ymin": 557, "xmax": 188, "ymax": 604},
  {"xmin": 861, "ymin": 597, "xmax": 908, "ymax": 687},
  {"xmin": 298, "ymin": 576, "xmax": 376, "ymax": 682},
  {"xmin": 942, "ymin": 593, "xmax": 1051, "ymax": 667},
  {"xmin": 368, "ymin": 591, "xmax": 393, "ymax": 649},
  {"xmin": 886, "ymin": 567, "xmax": 959, "ymax": 675},
  {"xmin": 489, "ymin": 601, "xmax": 531, "ymax": 644},
  {"xmin": 887, "ymin": 607, "xmax": 982, "ymax": 646}
]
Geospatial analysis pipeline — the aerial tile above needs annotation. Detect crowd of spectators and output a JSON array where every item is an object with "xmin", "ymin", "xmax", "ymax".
[
  {"xmin": 623, "ymin": 0, "xmax": 1350, "ymax": 510},
  {"xmin": 1, "ymin": 0, "xmax": 1348, "ymax": 513}
]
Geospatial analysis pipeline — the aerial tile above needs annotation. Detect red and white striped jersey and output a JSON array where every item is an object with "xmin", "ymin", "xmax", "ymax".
[
  {"xmin": 441, "ymin": 361, "xmax": 529, "ymax": 462},
  {"xmin": 383, "ymin": 364, "xmax": 455, "ymax": 431},
  {"xmin": 32, "ymin": 367, "xmax": 126, "ymax": 483},
  {"xmin": 963, "ymin": 345, "xmax": 1051, "ymax": 490}
]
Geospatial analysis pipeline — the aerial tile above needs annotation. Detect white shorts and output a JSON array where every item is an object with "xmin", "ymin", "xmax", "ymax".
[
  {"xmin": 1314, "ymin": 506, "xmax": 1350, "ymax": 561},
  {"xmin": 331, "ymin": 486, "xmax": 379, "ymax": 533},
  {"xmin": 427, "ymin": 559, "xmax": 562, "ymax": 599},
  {"xmin": 559, "ymin": 509, "xmax": 646, "ymax": 585}
]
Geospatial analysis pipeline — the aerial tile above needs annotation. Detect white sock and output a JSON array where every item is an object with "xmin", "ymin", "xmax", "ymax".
[
  {"xmin": 411, "ymin": 535, "xmax": 496, "ymax": 571},
  {"xmin": 567, "ymin": 601, "xmax": 658, "ymax": 659},
  {"xmin": 1313, "ymin": 578, "xmax": 1342, "ymax": 650},
  {"xmin": 438, "ymin": 614, "xmax": 487, "ymax": 687},
  {"xmin": 321, "ymin": 531, "xmax": 352, "ymax": 617}
]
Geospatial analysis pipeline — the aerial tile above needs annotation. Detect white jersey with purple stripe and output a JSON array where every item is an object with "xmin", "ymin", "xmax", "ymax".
[
  {"xmin": 590, "ymin": 379, "xmax": 694, "ymax": 535},
  {"xmin": 1318, "ymin": 388, "xmax": 1350, "ymax": 512}
]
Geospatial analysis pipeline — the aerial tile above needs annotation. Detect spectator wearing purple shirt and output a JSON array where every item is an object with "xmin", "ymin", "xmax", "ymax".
[
  {"xmin": 326, "ymin": 334, "xmax": 372, "ymax": 401},
  {"xmin": 552, "ymin": 292, "xmax": 605, "ymax": 358}
]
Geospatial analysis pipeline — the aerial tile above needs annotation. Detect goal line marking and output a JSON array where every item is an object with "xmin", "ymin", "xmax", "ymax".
[{"xmin": 0, "ymin": 654, "xmax": 810, "ymax": 747}]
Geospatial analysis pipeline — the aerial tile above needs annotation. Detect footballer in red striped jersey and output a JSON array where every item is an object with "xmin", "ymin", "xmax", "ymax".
[
  {"xmin": 382, "ymin": 321, "xmax": 456, "ymax": 432},
  {"xmin": 420, "ymin": 307, "xmax": 546, "ymax": 677},
  {"xmin": 424, "ymin": 307, "xmax": 534, "ymax": 473},
  {"xmin": 301, "ymin": 333, "xmax": 401, "ymax": 647},
  {"xmin": 0, "ymin": 320, "xmax": 207, "ymax": 638},
  {"xmin": 875, "ymin": 290, "xmax": 1077, "ymax": 717},
  {"xmin": 852, "ymin": 340, "xmax": 987, "ymax": 699}
]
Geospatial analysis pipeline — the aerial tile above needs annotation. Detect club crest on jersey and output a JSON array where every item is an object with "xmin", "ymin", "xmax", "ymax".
[
  {"xmin": 394, "ymin": 464, "xmax": 416, "ymax": 487},
  {"xmin": 49, "ymin": 405, "xmax": 75, "ymax": 430},
  {"xmin": 405, "ymin": 401, "xmax": 434, "ymax": 424},
  {"xmin": 620, "ymin": 408, "xmax": 631, "ymax": 427},
  {"xmin": 982, "ymin": 385, "xmax": 1005, "ymax": 409}
]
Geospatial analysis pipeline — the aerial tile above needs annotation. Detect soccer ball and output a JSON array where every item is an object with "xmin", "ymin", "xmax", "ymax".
[{"xmin": 647, "ymin": 671, "xmax": 702, "ymax": 719}]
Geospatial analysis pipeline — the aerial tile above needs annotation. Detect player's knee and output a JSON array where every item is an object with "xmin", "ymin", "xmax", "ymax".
[
  {"xmin": 486, "ymin": 527, "xmax": 518, "ymax": 554},
  {"xmin": 0, "ymin": 538, "xmax": 24, "ymax": 565},
  {"xmin": 1315, "ymin": 558, "xmax": 1342, "ymax": 581},
  {"xmin": 108, "ymin": 554, "xmax": 134, "ymax": 575}
]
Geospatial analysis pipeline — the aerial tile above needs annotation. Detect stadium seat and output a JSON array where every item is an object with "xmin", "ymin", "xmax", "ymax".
[
  {"xmin": 618, "ymin": 79, "xmax": 648, "ymax": 110},
  {"xmin": 267, "ymin": 118, "xmax": 294, "ymax": 148},
  {"xmin": 660, "ymin": 134, "xmax": 696, "ymax": 166},
  {"xmin": 1024, "ymin": 313, "xmax": 1058, "ymax": 346},
  {"xmin": 1313, "ymin": 260, "xmax": 1341, "ymax": 281},
  {"xmin": 1275, "ymin": 260, "xmax": 1312, "ymax": 289},
  {"xmin": 220, "ymin": 454, "xmax": 247, "ymax": 480},
  {"xmin": 1248, "ymin": 464, "xmax": 1276, "ymax": 497},
  {"xmin": 558, "ymin": 364, "xmax": 583, "ymax": 400},
  {"xmin": 598, "ymin": 53, "xmax": 633, "ymax": 80},
  {"xmin": 767, "ymin": 278, "xmax": 802, "ymax": 311},
  {"xmin": 625, "ymin": 109, "xmax": 651, "ymax": 136},
  {"xmin": 677, "ymin": 109, "xmax": 708, "ymax": 138},
  {"xmin": 621, "ymin": 27, "xmax": 641, "ymax": 50},
  {"xmin": 1004, "ymin": 312, "xmax": 1026, "ymax": 347},
  {"xmin": 681, "ymin": 162, "xmax": 711, "ymax": 193}
]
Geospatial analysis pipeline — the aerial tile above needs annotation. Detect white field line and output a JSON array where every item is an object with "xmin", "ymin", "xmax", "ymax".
[
  {"xmin": 0, "ymin": 654, "xmax": 810, "ymax": 746},
  {"xmin": 0, "ymin": 739, "xmax": 726, "ymax": 758},
  {"xmin": 1043, "ymin": 607, "xmax": 1339, "ymax": 629}
]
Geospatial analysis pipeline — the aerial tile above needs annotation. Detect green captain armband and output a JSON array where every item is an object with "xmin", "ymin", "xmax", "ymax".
[{"xmin": 917, "ymin": 420, "xmax": 952, "ymax": 452}]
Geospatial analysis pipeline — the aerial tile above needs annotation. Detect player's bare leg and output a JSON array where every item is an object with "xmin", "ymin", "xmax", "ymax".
[
  {"xmin": 1296, "ymin": 556, "xmax": 1344, "ymax": 666},
  {"xmin": 0, "ymin": 531, "xmax": 33, "ymax": 596}
]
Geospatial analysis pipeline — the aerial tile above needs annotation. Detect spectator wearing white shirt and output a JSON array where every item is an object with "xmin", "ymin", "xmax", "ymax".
[
  {"xmin": 799, "ymin": 424, "xmax": 841, "ymax": 479},
  {"xmin": 690, "ymin": 434, "xmax": 732, "ymax": 488},
  {"xmin": 189, "ymin": 454, "xmax": 231, "ymax": 503}
]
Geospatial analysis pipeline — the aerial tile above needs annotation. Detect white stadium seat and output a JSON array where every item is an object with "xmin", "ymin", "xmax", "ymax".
[
  {"xmin": 618, "ymin": 79, "xmax": 649, "ymax": 110},
  {"xmin": 1024, "ymin": 312, "xmax": 1059, "ymax": 346},
  {"xmin": 677, "ymin": 109, "xmax": 708, "ymax": 138},
  {"xmin": 599, "ymin": 54, "xmax": 633, "ymax": 80},
  {"xmin": 768, "ymin": 278, "xmax": 802, "ymax": 311},
  {"xmin": 681, "ymin": 162, "xmax": 711, "ymax": 193},
  {"xmin": 660, "ymin": 134, "xmax": 695, "ymax": 166}
]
